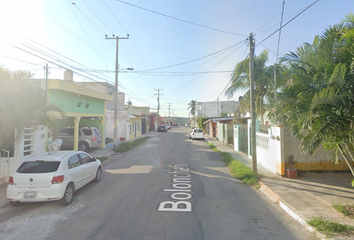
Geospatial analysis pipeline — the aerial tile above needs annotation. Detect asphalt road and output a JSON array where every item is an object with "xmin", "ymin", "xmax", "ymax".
[{"xmin": 0, "ymin": 127, "xmax": 315, "ymax": 240}]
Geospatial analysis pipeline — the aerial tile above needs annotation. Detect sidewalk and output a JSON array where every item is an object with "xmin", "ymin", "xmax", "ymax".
[{"xmin": 207, "ymin": 137, "xmax": 354, "ymax": 240}]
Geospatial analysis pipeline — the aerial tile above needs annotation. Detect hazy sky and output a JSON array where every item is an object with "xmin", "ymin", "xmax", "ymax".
[{"xmin": 0, "ymin": 0, "xmax": 353, "ymax": 117}]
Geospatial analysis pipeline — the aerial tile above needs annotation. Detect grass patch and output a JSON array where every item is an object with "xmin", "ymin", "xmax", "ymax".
[
  {"xmin": 307, "ymin": 217, "xmax": 354, "ymax": 236},
  {"xmin": 114, "ymin": 137, "xmax": 150, "ymax": 153},
  {"xmin": 334, "ymin": 204, "xmax": 354, "ymax": 218},
  {"xmin": 207, "ymin": 142, "xmax": 220, "ymax": 152},
  {"xmin": 97, "ymin": 156, "xmax": 109, "ymax": 162},
  {"xmin": 221, "ymin": 152, "xmax": 259, "ymax": 187}
]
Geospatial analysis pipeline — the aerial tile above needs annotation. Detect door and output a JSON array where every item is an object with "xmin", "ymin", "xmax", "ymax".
[
  {"xmin": 67, "ymin": 154, "xmax": 86, "ymax": 189},
  {"xmin": 78, "ymin": 153, "xmax": 97, "ymax": 183}
]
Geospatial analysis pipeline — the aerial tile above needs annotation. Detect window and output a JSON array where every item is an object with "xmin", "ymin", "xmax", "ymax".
[
  {"xmin": 58, "ymin": 128, "xmax": 74, "ymax": 136},
  {"xmin": 17, "ymin": 161, "xmax": 60, "ymax": 173},
  {"xmin": 93, "ymin": 129, "xmax": 100, "ymax": 136},
  {"xmin": 82, "ymin": 129, "xmax": 92, "ymax": 136},
  {"xmin": 79, "ymin": 153, "xmax": 92, "ymax": 164},
  {"xmin": 68, "ymin": 155, "xmax": 81, "ymax": 169}
]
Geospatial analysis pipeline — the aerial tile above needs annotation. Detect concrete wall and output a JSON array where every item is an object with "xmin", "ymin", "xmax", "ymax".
[
  {"xmin": 234, "ymin": 124, "xmax": 350, "ymax": 175},
  {"xmin": 0, "ymin": 126, "xmax": 49, "ymax": 182}
]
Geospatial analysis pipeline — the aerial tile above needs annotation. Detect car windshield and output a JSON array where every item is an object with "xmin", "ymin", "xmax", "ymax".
[
  {"xmin": 17, "ymin": 161, "xmax": 60, "ymax": 173},
  {"xmin": 195, "ymin": 129, "xmax": 203, "ymax": 133}
]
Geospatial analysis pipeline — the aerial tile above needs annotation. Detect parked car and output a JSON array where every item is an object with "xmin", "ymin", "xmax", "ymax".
[
  {"xmin": 185, "ymin": 123, "xmax": 191, "ymax": 127},
  {"xmin": 7, "ymin": 150, "xmax": 102, "ymax": 206},
  {"xmin": 57, "ymin": 127, "xmax": 102, "ymax": 152},
  {"xmin": 190, "ymin": 128, "xmax": 205, "ymax": 140},
  {"xmin": 158, "ymin": 125, "xmax": 167, "ymax": 132},
  {"xmin": 165, "ymin": 124, "xmax": 171, "ymax": 130}
]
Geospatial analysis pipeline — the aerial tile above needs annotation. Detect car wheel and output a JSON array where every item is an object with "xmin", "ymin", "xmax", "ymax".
[
  {"xmin": 93, "ymin": 167, "xmax": 102, "ymax": 183},
  {"xmin": 79, "ymin": 142, "xmax": 89, "ymax": 152},
  {"xmin": 60, "ymin": 183, "xmax": 74, "ymax": 206},
  {"xmin": 9, "ymin": 201, "xmax": 22, "ymax": 207}
]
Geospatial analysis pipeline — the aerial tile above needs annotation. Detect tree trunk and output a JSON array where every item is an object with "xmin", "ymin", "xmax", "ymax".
[
  {"xmin": 259, "ymin": 97, "xmax": 264, "ymax": 125},
  {"xmin": 338, "ymin": 144, "xmax": 354, "ymax": 176}
]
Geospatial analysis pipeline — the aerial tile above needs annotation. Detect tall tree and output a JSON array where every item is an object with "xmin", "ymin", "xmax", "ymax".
[
  {"xmin": 225, "ymin": 50, "xmax": 284, "ymax": 124},
  {"xmin": 187, "ymin": 100, "xmax": 197, "ymax": 127},
  {"xmin": 0, "ymin": 67, "xmax": 64, "ymax": 151},
  {"xmin": 276, "ymin": 20, "xmax": 354, "ymax": 176}
]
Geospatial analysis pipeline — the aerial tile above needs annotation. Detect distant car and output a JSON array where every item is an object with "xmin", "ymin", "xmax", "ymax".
[
  {"xmin": 190, "ymin": 128, "xmax": 205, "ymax": 140},
  {"xmin": 7, "ymin": 150, "xmax": 102, "ymax": 206},
  {"xmin": 165, "ymin": 124, "xmax": 171, "ymax": 130},
  {"xmin": 158, "ymin": 125, "xmax": 167, "ymax": 132},
  {"xmin": 57, "ymin": 127, "xmax": 102, "ymax": 152},
  {"xmin": 185, "ymin": 123, "xmax": 191, "ymax": 127}
]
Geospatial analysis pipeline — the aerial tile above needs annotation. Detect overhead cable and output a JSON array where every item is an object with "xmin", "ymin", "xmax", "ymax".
[
  {"xmin": 115, "ymin": 0, "xmax": 247, "ymax": 37},
  {"xmin": 256, "ymin": 0, "xmax": 321, "ymax": 46}
]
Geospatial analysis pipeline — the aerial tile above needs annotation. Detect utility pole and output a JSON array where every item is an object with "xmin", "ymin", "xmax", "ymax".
[
  {"xmin": 217, "ymin": 98, "xmax": 219, "ymax": 117},
  {"xmin": 167, "ymin": 103, "xmax": 172, "ymax": 117},
  {"xmin": 249, "ymin": 32, "xmax": 257, "ymax": 174},
  {"xmin": 44, "ymin": 64, "xmax": 49, "ymax": 103},
  {"xmin": 105, "ymin": 34, "xmax": 129, "ymax": 148},
  {"xmin": 154, "ymin": 89, "xmax": 163, "ymax": 126}
]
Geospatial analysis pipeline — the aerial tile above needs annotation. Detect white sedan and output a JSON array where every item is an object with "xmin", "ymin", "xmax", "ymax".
[
  {"xmin": 190, "ymin": 128, "xmax": 205, "ymax": 140},
  {"xmin": 7, "ymin": 150, "xmax": 102, "ymax": 206}
]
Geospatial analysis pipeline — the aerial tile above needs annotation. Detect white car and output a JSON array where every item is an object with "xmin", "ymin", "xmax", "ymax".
[
  {"xmin": 190, "ymin": 128, "xmax": 205, "ymax": 140},
  {"xmin": 7, "ymin": 151, "xmax": 102, "ymax": 206}
]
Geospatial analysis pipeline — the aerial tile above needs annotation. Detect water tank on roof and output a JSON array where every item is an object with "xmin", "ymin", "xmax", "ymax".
[{"xmin": 64, "ymin": 70, "xmax": 73, "ymax": 81}]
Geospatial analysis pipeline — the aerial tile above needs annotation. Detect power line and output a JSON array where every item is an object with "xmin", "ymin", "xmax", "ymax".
[
  {"xmin": 83, "ymin": 0, "xmax": 114, "ymax": 35},
  {"xmin": 31, "ymin": 2, "xmax": 112, "ymax": 63},
  {"xmin": 256, "ymin": 0, "xmax": 321, "ymax": 47},
  {"xmin": 115, "ymin": 0, "xmax": 247, "ymax": 37},
  {"xmin": 276, "ymin": 0, "xmax": 286, "ymax": 63},
  {"xmin": 165, "ymin": 40, "xmax": 247, "ymax": 95}
]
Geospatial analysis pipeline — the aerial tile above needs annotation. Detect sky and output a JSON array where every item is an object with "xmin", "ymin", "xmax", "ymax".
[{"xmin": 0, "ymin": 0, "xmax": 353, "ymax": 117}]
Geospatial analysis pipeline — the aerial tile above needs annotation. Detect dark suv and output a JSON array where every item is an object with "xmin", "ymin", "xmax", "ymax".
[{"xmin": 57, "ymin": 127, "xmax": 102, "ymax": 152}]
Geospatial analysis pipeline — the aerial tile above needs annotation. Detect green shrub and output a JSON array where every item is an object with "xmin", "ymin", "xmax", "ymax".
[
  {"xmin": 307, "ymin": 217, "xmax": 354, "ymax": 235},
  {"xmin": 207, "ymin": 142, "xmax": 220, "ymax": 152},
  {"xmin": 221, "ymin": 152, "xmax": 259, "ymax": 187},
  {"xmin": 114, "ymin": 137, "xmax": 149, "ymax": 153}
]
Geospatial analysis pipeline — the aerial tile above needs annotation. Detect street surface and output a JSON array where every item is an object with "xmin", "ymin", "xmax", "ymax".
[{"xmin": 0, "ymin": 127, "xmax": 315, "ymax": 240}]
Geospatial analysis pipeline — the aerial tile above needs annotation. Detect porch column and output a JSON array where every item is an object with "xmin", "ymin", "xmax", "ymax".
[
  {"xmin": 73, "ymin": 116, "xmax": 81, "ymax": 150},
  {"xmin": 99, "ymin": 116, "xmax": 105, "ymax": 148}
]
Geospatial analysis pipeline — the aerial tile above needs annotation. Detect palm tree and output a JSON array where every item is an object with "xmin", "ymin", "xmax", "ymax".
[
  {"xmin": 277, "ymin": 20, "xmax": 354, "ymax": 176},
  {"xmin": 187, "ymin": 100, "xmax": 197, "ymax": 127},
  {"xmin": 225, "ymin": 49, "xmax": 284, "ymax": 124},
  {"xmin": 0, "ymin": 68, "xmax": 64, "ymax": 151}
]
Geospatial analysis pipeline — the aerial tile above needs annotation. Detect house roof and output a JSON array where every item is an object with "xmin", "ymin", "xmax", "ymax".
[{"xmin": 48, "ymin": 79, "xmax": 112, "ymax": 101}]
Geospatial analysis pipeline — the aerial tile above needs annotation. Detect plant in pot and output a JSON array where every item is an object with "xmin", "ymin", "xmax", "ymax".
[{"xmin": 286, "ymin": 155, "xmax": 297, "ymax": 179}]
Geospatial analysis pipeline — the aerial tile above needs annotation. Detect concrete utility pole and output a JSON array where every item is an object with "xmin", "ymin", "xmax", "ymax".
[
  {"xmin": 167, "ymin": 103, "xmax": 172, "ymax": 117},
  {"xmin": 249, "ymin": 32, "xmax": 257, "ymax": 174},
  {"xmin": 154, "ymin": 89, "xmax": 163, "ymax": 126},
  {"xmin": 217, "ymin": 98, "xmax": 220, "ymax": 117},
  {"xmin": 105, "ymin": 34, "xmax": 129, "ymax": 148},
  {"xmin": 44, "ymin": 64, "xmax": 49, "ymax": 103}
]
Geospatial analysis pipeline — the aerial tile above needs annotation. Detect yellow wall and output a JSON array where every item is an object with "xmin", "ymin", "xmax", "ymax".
[{"xmin": 294, "ymin": 161, "xmax": 349, "ymax": 171}]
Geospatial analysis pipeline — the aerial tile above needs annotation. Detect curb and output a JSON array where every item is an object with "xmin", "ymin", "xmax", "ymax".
[
  {"xmin": 0, "ymin": 201, "xmax": 9, "ymax": 209},
  {"xmin": 259, "ymin": 181, "xmax": 328, "ymax": 240}
]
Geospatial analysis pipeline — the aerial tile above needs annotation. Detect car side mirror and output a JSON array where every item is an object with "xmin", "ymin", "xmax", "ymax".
[{"xmin": 92, "ymin": 157, "xmax": 96, "ymax": 162}]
